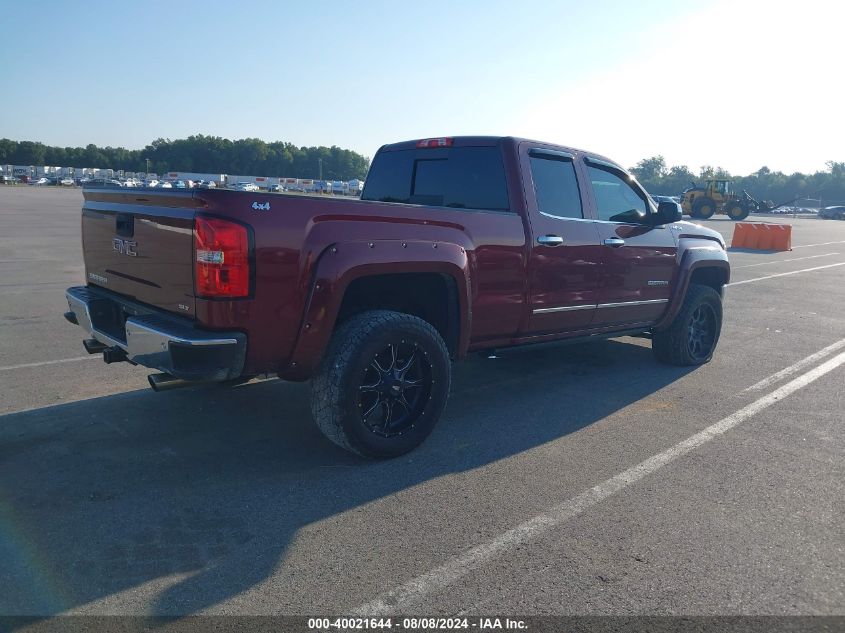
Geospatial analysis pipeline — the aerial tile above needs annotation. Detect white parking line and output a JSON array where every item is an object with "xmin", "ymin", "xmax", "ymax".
[
  {"xmin": 791, "ymin": 240, "xmax": 845, "ymax": 249},
  {"xmin": 743, "ymin": 338, "xmax": 845, "ymax": 392},
  {"xmin": 728, "ymin": 261, "xmax": 845, "ymax": 286},
  {"xmin": 0, "ymin": 356, "xmax": 97, "ymax": 372},
  {"xmin": 731, "ymin": 253, "xmax": 838, "ymax": 269},
  {"xmin": 353, "ymin": 349, "xmax": 845, "ymax": 615}
]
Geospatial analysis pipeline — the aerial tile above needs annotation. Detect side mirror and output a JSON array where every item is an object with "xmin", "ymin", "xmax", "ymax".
[{"xmin": 656, "ymin": 201, "xmax": 683, "ymax": 225}]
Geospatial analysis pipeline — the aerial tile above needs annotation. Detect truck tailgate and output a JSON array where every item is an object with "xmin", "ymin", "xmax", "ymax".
[{"xmin": 81, "ymin": 189, "xmax": 198, "ymax": 316}]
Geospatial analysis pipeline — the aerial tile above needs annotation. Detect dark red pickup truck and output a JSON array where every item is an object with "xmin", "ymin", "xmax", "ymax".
[{"xmin": 65, "ymin": 136, "xmax": 729, "ymax": 457}]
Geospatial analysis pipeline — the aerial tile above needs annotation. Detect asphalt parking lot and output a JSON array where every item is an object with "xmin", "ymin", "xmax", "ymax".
[{"xmin": 1, "ymin": 187, "xmax": 843, "ymax": 618}]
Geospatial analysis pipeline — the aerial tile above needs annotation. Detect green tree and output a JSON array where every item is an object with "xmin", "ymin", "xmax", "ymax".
[
  {"xmin": 660, "ymin": 165, "xmax": 697, "ymax": 196},
  {"xmin": 16, "ymin": 141, "xmax": 47, "ymax": 165},
  {"xmin": 0, "ymin": 138, "xmax": 16, "ymax": 163},
  {"xmin": 631, "ymin": 156, "xmax": 667, "ymax": 183},
  {"xmin": 826, "ymin": 161, "xmax": 845, "ymax": 179}
]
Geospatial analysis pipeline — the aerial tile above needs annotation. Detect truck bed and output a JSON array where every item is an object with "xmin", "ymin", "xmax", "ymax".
[{"xmin": 78, "ymin": 185, "xmax": 526, "ymax": 378}]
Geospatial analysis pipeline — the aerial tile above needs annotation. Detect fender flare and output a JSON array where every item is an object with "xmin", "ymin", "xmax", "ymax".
[
  {"xmin": 280, "ymin": 239, "xmax": 472, "ymax": 380},
  {"xmin": 654, "ymin": 243, "xmax": 730, "ymax": 332}
]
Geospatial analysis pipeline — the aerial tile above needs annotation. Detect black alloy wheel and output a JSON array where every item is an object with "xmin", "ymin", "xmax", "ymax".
[
  {"xmin": 687, "ymin": 303, "xmax": 718, "ymax": 362},
  {"xmin": 652, "ymin": 283, "xmax": 723, "ymax": 366},
  {"xmin": 311, "ymin": 310, "xmax": 451, "ymax": 458},
  {"xmin": 358, "ymin": 340, "xmax": 432, "ymax": 438}
]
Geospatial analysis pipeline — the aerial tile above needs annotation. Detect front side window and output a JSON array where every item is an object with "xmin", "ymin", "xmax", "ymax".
[
  {"xmin": 587, "ymin": 165, "xmax": 648, "ymax": 223},
  {"xmin": 529, "ymin": 155, "xmax": 583, "ymax": 219}
]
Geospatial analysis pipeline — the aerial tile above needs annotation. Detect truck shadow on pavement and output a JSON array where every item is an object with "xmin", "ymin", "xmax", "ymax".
[{"xmin": 0, "ymin": 338, "xmax": 694, "ymax": 616}]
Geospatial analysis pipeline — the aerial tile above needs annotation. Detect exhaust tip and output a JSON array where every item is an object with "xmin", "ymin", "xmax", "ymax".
[
  {"xmin": 148, "ymin": 373, "xmax": 193, "ymax": 392},
  {"xmin": 148, "ymin": 373, "xmax": 173, "ymax": 392}
]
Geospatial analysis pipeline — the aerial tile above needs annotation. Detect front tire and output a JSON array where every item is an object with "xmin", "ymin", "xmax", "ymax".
[
  {"xmin": 652, "ymin": 284, "xmax": 723, "ymax": 366},
  {"xmin": 311, "ymin": 310, "xmax": 451, "ymax": 458},
  {"xmin": 726, "ymin": 203, "xmax": 750, "ymax": 221}
]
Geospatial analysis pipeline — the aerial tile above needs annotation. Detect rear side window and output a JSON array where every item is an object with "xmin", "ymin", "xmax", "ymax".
[
  {"xmin": 529, "ymin": 155, "xmax": 583, "ymax": 219},
  {"xmin": 362, "ymin": 146, "xmax": 510, "ymax": 211}
]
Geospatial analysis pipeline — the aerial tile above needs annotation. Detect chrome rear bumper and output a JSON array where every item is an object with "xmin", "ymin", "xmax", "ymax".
[{"xmin": 65, "ymin": 286, "xmax": 246, "ymax": 381}]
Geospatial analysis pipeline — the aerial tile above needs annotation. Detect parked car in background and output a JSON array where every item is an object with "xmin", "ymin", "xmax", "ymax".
[
  {"xmin": 269, "ymin": 183, "xmax": 284, "ymax": 192},
  {"xmin": 232, "ymin": 181, "xmax": 259, "ymax": 191},
  {"xmin": 157, "ymin": 181, "xmax": 173, "ymax": 188},
  {"xmin": 1, "ymin": 175, "xmax": 19, "ymax": 184},
  {"xmin": 196, "ymin": 180, "xmax": 217, "ymax": 189},
  {"xmin": 143, "ymin": 179, "xmax": 159, "ymax": 188},
  {"xmin": 819, "ymin": 205, "xmax": 845, "ymax": 220},
  {"xmin": 31, "ymin": 177, "xmax": 50, "ymax": 186},
  {"xmin": 651, "ymin": 195, "xmax": 676, "ymax": 205},
  {"xmin": 60, "ymin": 177, "xmax": 74, "ymax": 186},
  {"xmin": 84, "ymin": 179, "xmax": 124, "ymax": 188}
]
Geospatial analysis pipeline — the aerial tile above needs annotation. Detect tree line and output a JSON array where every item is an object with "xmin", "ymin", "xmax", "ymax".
[
  {"xmin": 2, "ymin": 136, "xmax": 842, "ymax": 203},
  {"xmin": 631, "ymin": 156, "xmax": 845, "ymax": 206},
  {"xmin": 0, "ymin": 135, "xmax": 371, "ymax": 180}
]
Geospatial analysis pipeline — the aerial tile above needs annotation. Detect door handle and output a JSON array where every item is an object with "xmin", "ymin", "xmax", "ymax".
[
  {"xmin": 603, "ymin": 238, "xmax": 625, "ymax": 247},
  {"xmin": 537, "ymin": 235, "xmax": 564, "ymax": 246}
]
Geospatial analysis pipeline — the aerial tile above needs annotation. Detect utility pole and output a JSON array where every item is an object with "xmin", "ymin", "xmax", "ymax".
[
  {"xmin": 145, "ymin": 157, "xmax": 150, "ymax": 176},
  {"xmin": 318, "ymin": 157, "xmax": 323, "ymax": 181}
]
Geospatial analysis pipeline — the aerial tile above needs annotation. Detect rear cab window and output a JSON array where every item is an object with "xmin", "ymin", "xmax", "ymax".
[{"xmin": 361, "ymin": 144, "xmax": 510, "ymax": 211}]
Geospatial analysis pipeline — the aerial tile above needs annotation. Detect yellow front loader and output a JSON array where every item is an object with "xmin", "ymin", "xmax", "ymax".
[{"xmin": 680, "ymin": 180, "xmax": 763, "ymax": 221}]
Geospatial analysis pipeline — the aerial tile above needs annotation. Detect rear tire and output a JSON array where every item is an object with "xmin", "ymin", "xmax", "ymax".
[
  {"xmin": 692, "ymin": 198, "xmax": 717, "ymax": 220},
  {"xmin": 652, "ymin": 284, "xmax": 723, "ymax": 366},
  {"xmin": 311, "ymin": 310, "xmax": 451, "ymax": 458}
]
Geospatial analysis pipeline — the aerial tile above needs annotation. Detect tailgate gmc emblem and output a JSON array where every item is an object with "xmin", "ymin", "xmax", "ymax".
[{"xmin": 112, "ymin": 237, "xmax": 138, "ymax": 256}]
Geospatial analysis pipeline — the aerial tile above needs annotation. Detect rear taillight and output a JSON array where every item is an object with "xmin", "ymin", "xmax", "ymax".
[
  {"xmin": 193, "ymin": 216, "xmax": 250, "ymax": 298},
  {"xmin": 416, "ymin": 137, "xmax": 453, "ymax": 148}
]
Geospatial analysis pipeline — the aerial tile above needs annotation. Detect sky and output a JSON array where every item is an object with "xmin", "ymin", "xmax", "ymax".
[{"xmin": 0, "ymin": 0, "xmax": 842, "ymax": 175}]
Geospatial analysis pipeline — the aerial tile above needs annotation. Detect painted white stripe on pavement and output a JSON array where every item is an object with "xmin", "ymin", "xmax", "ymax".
[
  {"xmin": 731, "ymin": 253, "xmax": 838, "ymax": 269},
  {"xmin": 743, "ymin": 338, "xmax": 845, "ymax": 392},
  {"xmin": 791, "ymin": 240, "xmax": 845, "ymax": 249},
  {"xmin": 0, "ymin": 356, "xmax": 97, "ymax": 372},
  {"xmin": 353, "ymin": 349, "xmax": 845, "ymax": 615},
  {"xmin": 728, "ymin": 261, "xmax": 845, "ymax": 286}
]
